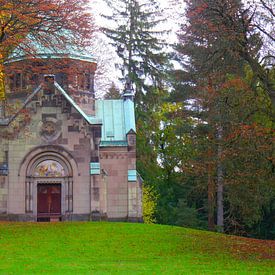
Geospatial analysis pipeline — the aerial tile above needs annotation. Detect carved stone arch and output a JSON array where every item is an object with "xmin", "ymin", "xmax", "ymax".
[
  {"xmin": 20, "ymin": 145, "xmax": 77, "ymax": 220},
  {"xmin": 27, "ymin": 152, "xmax": 72, "ymax": 178},
  {"xmin": 19, "ymin": 145, "xmax": 79, "ymax": 178}
]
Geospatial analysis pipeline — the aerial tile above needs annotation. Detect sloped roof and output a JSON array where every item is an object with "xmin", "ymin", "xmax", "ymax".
[{"xmin": 96, "ymin": 99, "xmax": 136, "ymax": 146}]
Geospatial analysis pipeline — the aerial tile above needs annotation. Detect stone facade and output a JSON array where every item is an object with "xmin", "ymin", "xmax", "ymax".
[{"xmin": 0, "ymin": 52, "xmax": 142, "ymax": 222}]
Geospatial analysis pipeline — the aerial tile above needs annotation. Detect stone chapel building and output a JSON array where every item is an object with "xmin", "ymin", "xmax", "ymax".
[{"xmin": 0, "ymin": 43, "xmax": 142, "ymax": 222}]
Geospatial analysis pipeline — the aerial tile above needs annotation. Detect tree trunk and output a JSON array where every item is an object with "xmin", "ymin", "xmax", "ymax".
[
  {"xmin": 128, "ymin": 3, "xmax": 134, "ymax": 78},
  {"xmin": 216, "ymin": 125, "xmax": 224, "ymax": 232},
  {"xmin": 207, "ymin": 163, "xmax": 215, "ymax": 231}
]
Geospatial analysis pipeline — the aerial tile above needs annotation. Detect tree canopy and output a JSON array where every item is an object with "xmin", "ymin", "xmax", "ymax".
[{"xmin": 0, "ymin": 0, "xmax": 94, "ymax": 100}]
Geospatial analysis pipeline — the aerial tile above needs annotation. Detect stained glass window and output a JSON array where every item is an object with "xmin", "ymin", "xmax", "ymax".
[{"xmin": 34, "ymin": 160, "xmax": 66, "ymax": 177}]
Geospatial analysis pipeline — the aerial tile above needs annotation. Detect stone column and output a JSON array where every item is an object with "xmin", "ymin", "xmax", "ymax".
[
  {"xmin": 25, "ymin": 178, "xmax": 33, "ymax": 213},
  {"xmin": 68, "ymin": 177, "xmax": 73, "ymax": 212},
  {"xmin": 29, "ymin": 178, "xmax": 33, "ymax": 213},
  {"xmin": 90, "ymin": 175, "xmax": 100, "ymax": 211},
  {"xmin": 64, "ymin": 177, "xmax": 69, "ymax": 212},
  {"xmin": 25, "ymin": 180, "xmax": 29, "ymax": 213}
]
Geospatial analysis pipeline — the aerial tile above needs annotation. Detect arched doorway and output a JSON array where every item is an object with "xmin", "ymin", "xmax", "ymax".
[{"xmin": 25, "ymin": 152, "xmax": 73, "ymax": 221}]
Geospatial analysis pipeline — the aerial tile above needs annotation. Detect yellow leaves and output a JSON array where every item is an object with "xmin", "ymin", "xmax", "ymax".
[
  {"xmin": 0, "ymin": 3, "xmax": 13, "ymax": 19},
  {"xmin": 162, "ymin": 102, "xmax": 183, "ymax": 113},
  {"xmin": 0, "ymin": 73, "xmax": 4, "ymax": 100},
  {"xmin": 142, "ymin": 184, "xmax": 158, "ymax": 224},
  {"xmin": 0, "ymin": 59, "xmax": 5, "ymax": 101}
]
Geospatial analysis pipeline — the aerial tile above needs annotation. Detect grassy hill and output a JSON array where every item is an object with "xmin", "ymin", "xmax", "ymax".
[{"xmin": 0, "ymin": 222, "xmax": 274, "ymax": 274}]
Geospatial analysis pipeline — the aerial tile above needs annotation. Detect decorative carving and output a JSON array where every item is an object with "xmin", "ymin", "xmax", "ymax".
[
  {"xmin": 41, "ymin": 121, "xmax": 55, "ymax": 136},
  {"xmin": 40, "ymin": 118, "xmax": 61, "ymax": 142}
]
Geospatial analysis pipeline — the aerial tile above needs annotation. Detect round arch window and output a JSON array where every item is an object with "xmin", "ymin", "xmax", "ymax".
[{"xmin": 34, "ymin": 160, "xmax": 66, "ymax": 177}]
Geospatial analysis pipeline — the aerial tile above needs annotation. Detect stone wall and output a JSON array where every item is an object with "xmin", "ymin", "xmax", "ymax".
[
  {"xmin": 0, "ymin": 138, "xmax": 8, "ymax": 215},
  {"xmin": 99, "ymin": 145, "xmax": 142, "ymax": 221},
  {"xmin": 0, "ymin": 90, "xmax": 94, "ymax": 218},
  {"xmin": 99, "ymin": 148, "xmax": 129, "ymax": 219}
]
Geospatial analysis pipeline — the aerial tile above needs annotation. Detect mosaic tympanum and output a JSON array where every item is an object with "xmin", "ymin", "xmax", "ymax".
[{"xmin": 34, "ymin": 160, "xmax": 66, "ymax": 177}]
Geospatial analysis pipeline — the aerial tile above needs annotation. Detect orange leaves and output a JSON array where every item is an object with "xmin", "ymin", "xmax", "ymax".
[
  {"xmin": 187, "ymin": 2, "xmax": 208, "ymax": 18},
  {"xmin": 0, "ymin": 61, "xmax": 5, "ymax": 100},
  {"xmin": 221, "ymin": 77, "xmax": 250, "ymax": 92},
  {"xmin": 0, "ymin": 0, "xmax": 94, "ymax": 100},
  {"xmin": 228, "ymin": 236, "xmax": 275, "ymax": 260},
  {"xmin": 0, "ymin": 0, "xmax": 94, "ymax": 54},
  {"xmin": 226, "ymin": 123, "xmax": 274, "ymax": 141}
]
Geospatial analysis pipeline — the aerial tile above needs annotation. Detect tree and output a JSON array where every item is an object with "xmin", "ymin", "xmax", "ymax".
[
  {"xmin": 174, "ymin": 0, "xmax": 274, "ymax": 235},
  {"xmin": 104, "ymin": 82, "xmax": 121, "ymax": 99},
  {"xmin": 249, "ymin": 0, "xmax": 275, "ymax": 108},
  {"xmin": 101, "ymin": 0, "xmax": 169, "ymax": 100},
  {"xmin": 252, "ymin": 0, "xmax": 275, "ymax": 57},
  {"xmin": 0, "ymin": 0, "xmax": 94, "ymax": 100},
  {"xmin": 176, "ymin": 0, "xmax": 247, "ymax": 232}
]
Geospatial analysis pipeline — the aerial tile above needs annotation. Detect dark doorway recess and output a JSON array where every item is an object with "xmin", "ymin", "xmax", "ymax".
[{"xmin": 37, "ymin": 184, "xmax": 61, "ymax": 222}]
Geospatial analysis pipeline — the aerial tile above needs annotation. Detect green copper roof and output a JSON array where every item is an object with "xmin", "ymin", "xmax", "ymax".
[
  {"xmin": 100, "ymin": 141, "xmax": 128, "ymax": 147},
  {"xmin": 96, "ymin": 99, "xmax": 136, "ymax": 146},
  {"xmin": 8, "ymin": 35, "xmax": 95, "ymax": 63}
]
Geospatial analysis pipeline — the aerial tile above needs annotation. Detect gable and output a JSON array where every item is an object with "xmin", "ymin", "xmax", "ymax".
[{"xmin": 0, "ymin": 80, "xmax": 102, "ymax": 127}]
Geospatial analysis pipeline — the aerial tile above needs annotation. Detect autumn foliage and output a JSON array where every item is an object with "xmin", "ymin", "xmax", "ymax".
[{"xmin": 0, "ymin": 0, "xmax": 94, "ymax": 100}]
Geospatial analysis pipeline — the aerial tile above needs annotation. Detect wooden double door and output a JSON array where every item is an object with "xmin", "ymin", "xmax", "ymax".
[{"xmin": 37, "ymin": 184, "xmax": 61, "ymax": 220}]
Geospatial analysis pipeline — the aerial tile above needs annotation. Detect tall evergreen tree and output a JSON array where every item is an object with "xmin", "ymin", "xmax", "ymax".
[
  {"xmin": 176, "ymin": 0, "xmax": 244, "ymax": 232},
  {"xmin": 174, "ymin": 0, "xmax": 274, "ymax": 233},
  {"xmin": 102, "ymin": 0, "xmax": 168, "ymax": 100}
]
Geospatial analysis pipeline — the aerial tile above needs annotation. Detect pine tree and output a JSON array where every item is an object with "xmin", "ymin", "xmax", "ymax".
[
  {"xmin": 102, "ymin": 0, "xmax": 169, "ymax": 100},
  {"xmin": 104, "ymin": 82, "xmax": 121, "ymax": 99},
  {"xmin": 175, "ymin": 0, "xmax": 246, "ymax": 232}
]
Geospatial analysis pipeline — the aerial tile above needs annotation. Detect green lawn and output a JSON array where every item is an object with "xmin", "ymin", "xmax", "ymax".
[{"xmin": 0, "ymin": 222, "xmax": 274, "ymax": 274}]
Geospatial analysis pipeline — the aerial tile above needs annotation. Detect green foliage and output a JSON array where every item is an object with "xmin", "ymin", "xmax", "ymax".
[
  {"xmin": 103, "ymin": 0, "xmax": 274, "ymax": 240},
  {"xmin": 175, "ymin": 200, "xmax": 208, "ymax": 229},
  {"xmin": 137, "ymin": 94, "xmax": 210, "ymax": 231},
  {"xmin": 250, "ymin": 199, "xmax": 275, "ymax": 240}
]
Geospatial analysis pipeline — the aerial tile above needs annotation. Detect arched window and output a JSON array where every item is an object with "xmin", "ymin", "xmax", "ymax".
[{"xmin": 34, "ymin": 160, "xmax": 66, "ymax": 177}]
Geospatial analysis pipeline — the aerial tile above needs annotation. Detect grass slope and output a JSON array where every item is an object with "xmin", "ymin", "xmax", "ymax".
[{"xmin": 0, "ymin": 222, "xmax": 274, "ymax": 274}]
